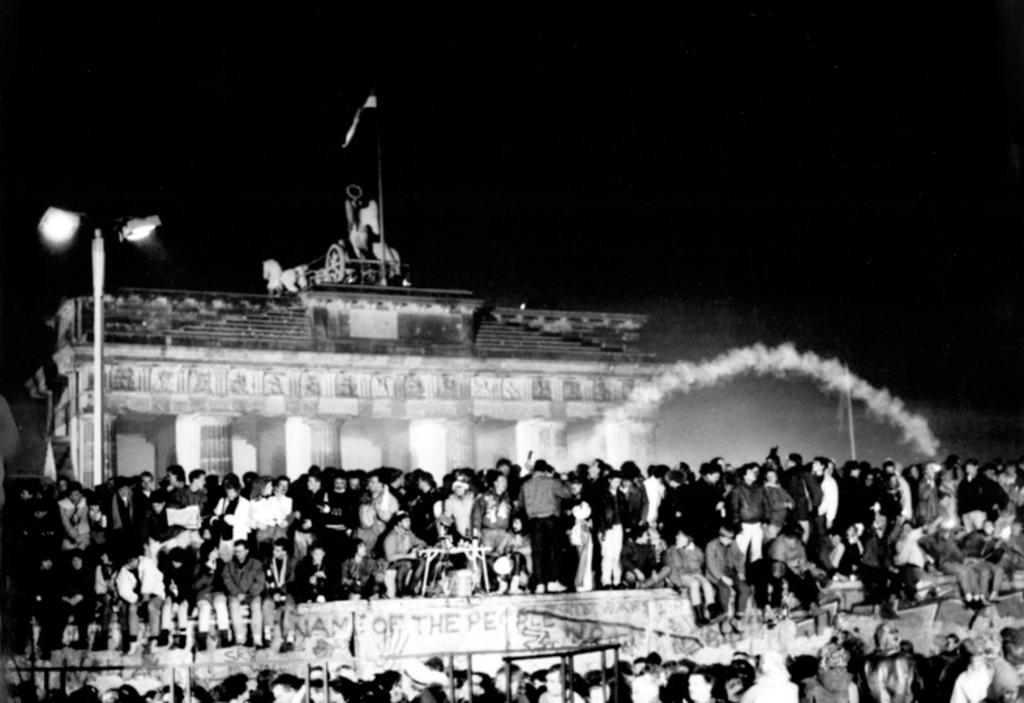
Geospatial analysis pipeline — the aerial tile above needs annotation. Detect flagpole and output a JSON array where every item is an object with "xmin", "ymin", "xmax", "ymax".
[
  {"xmin": 375, "ymin": 90, "xmax": 387, "ymax": 285},
  {"xmin": 845, "ymin": 367, "xmax": 857, "ymax": 460}
]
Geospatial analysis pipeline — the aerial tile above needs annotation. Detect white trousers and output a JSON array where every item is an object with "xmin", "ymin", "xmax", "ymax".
[
  {"xmin": 601, "ymin": 524, "xmax": 623, "ymax": 587},
  {"xmin": 736, "ymin": 522, "xmax": 764, "ymax": 562}
]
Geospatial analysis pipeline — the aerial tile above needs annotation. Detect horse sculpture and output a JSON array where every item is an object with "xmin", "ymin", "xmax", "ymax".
[{"xmin": 262, "ymin": 259, "xmax": 309, "ymax": 295}]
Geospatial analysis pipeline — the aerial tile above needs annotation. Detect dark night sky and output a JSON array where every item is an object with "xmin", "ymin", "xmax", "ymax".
[{"xmin": 2, "ymin": 6, "xmax": 1024, "ymax": 464}]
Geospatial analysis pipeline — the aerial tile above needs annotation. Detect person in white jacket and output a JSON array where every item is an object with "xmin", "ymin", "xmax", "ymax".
[
  {"xmin": 818, "ymin": 461, "xmax": 840, "ymax": 531},
  {"xmin": 212, "ymin": 475, "xmax": 251, "ymax": 562},
  {"xmin": 58, "ymin": 482, "xmax": 91, "ymax": 550},
  {"xmin": 115, "ymin": 552, "xmax": 165, "ymax": 653}
]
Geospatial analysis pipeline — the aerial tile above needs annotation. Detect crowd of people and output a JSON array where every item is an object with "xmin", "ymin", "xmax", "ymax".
[
  {"xmin": 4, "ymin": 449, "xmax": 1024, "ymax": 660},
  {"xmin": 15, "ymin": 622, "xmax": 1024, "ymax": 703}
]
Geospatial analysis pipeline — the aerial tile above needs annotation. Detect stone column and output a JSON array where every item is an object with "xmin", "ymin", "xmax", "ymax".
[
  {"xmin": 409, "ymin": 419, "xmax": 447, "ymax": 480},
  {"xmin": 446, "ymin": 417, "xmax": 475, "ymax": 470},
  {"xmin": 284, "ymin": 417, "xmax": 313, "ymax": 479}
]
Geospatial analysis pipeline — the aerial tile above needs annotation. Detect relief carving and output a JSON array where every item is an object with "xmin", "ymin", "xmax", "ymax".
[
  {"xmin": 470, "ymin": 375, "xmax": 500, "ymax": 400},
  {"xmin": 404, "ymin": 375, "xmax": 425, "ymax": 400},
  {"xmin": 264, "ymin": 372, "xmax": 286, "ymax": 396},
  {"xmin": 501, "ymin": 378, "xmax": 524, "ymax": 401},
  {"xmin": 531, "ymin": 377, "xmax": 552, "ymax": 401},
  {"xmin": 335, "ymin": 373, "xmax": 357, "ymax": 397},
  {"xmin": 371, "ymin": 375, "xmax": 397, "ymax": 399},
  {"xmin": 302, "ymin": 373, "xmax": 322, "ymax": 397},
  {"xmin": 188, "ymin": 369, "xmax": 212, "ymax": 395},
  {"xmin": 110, "ymin": 366, "xmax": 135, "ymax": 391},
  {"xmin": 563, "ymin": 378, "xmax": 583, "ymax": 401},
  {"xmin": 151, "ymin": 367, "xmax": 178, "ymax": 393},
  {"xmin": 228, "ymin": 370, "xmax": 252, "ymax": 395},
  {"xmin": 436, "ymin": 374, "xmax": 461, "ymax": 400}
]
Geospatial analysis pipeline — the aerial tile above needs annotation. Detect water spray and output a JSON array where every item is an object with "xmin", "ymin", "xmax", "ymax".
[{"xmin": 607, "ymin": 342, "xmax": 940, "ymax": 458}]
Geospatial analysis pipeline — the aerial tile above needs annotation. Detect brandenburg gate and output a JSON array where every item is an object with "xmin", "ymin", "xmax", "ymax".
[{"xmin": 49, "ymin": 286, "xmax": 660, "ymax": 486}]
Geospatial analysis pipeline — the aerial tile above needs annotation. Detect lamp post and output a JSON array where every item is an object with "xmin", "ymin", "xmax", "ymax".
[{"xmin": 39, "ymin": 208, "xmax": 160, "ymax": 485}]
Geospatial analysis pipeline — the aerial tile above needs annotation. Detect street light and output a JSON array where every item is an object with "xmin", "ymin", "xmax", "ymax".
[{"xmin": 39, "ymin": 207, "xmax": 160, "ymax": 485}]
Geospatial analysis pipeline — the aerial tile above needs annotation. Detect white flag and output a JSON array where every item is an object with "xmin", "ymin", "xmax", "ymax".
[{"xmin": 343, "ymin": 91, "xmax": 377, "ymax": 149}]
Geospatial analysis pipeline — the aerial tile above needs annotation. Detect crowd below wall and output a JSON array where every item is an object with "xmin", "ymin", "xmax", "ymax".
[{"xmin": 6, "ymin": 450, "xmax": 1024, "ymax": 702}]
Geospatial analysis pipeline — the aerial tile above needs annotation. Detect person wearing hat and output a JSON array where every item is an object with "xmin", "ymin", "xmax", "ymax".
[
  {"xmin": 400, "ymin": 660, "xmax": 449, "ymax": 703},
  {"xmin": 435, "ymin": 470, "xmax": 476, "ymax": 544}
]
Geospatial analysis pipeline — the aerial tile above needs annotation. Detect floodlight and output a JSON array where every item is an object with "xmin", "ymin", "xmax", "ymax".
[
  {"xmin": 39, "ymin": 207, "xmax": 82, "ymax": 244},
  {"xmin": 120, "ymin": 215, "xmax": 161, "ymax": 242}
]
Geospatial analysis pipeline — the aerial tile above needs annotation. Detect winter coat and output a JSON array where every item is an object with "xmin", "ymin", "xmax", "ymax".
[
  {"xmin": 728, "ymin": 484, "xmax": 768, "ymax": 525},
  {"xmin": 785, "ymin": 468, "xmax": 823, "ymax": 521},
  {"xmin": 764, "ymin": 484, "xmax": 795, "ymax": 527},
  {"xmin": 222, "ymin": 555, "xmax": 265, "ymax": 597},
  {"xmin": 58, "ymin": 497, "xmax": 90, "ymax": 549}
]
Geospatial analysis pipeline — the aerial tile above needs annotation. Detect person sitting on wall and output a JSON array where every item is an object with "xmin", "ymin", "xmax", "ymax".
[
  {"xmin": 340, "ymin": 539, "xmax": 386, "ymax": 600},
  {"xmin": 31, "ymin": 554, "xmax": 64, "ymax": 659},
  {"xmin": 294, "ymin": 541, "xmax": 337, "ymax": 604},
  {"xmin": 920, "ymin": 518, "xmax": 988, "ymax": 608},
  {"xmin": 381, "ymin": 511, "xmax": 426, "ymax": 598},
  {"xmin": 643, "ymin": 530, "xmax": 717, "ymax": 624},
  {"xmin": 705, "ymin": 523, "xmax": 750, "ymax": 627},
  {"xmin": 57, "ymin": 549, "xmax": 95, "ymax": 650},
  {"xmin": 435, "ymin": 470, "xmax": 477, "ymax": 545},
  {"xmin": 160, "ymin": 547, "xmax": 193, "ymax": 649},
  {"xmin": 91, "ymin": 547, "xmax": 118, "ymax": 651},
  {"xmin": 765, "ymin": 520, "xmax": 820, "ymax": 619},
  {"xmin": 262, "ymin": 537, "xmax": 298, "ymax": 653},
  {"xmin": 192, "ymin": 541, "xmax": 230, "ymax": 651},
  {"xmin": 222, "ymin": 539, "xmax": 266, "ymax": 648},
  {"xmin": 115, "ymin": 548, "xmax": 166, "ymax": 654}
]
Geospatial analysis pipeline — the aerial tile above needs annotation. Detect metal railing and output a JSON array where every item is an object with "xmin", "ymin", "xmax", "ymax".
[{"xmin": 10, "ymin": 642, "xmax": 623, "ymax": 703}]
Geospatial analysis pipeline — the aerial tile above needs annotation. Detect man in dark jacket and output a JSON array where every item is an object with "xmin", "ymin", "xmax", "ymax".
[
  {"xmin": 728, "ymin": 464, "xmax": 769, "ymax": 564},
  {"xmin": 60, "ymin": 550, "xmax": 95, "ymax": 650},
  {"xmin": 658, "ymin": 469, "xmax": 688, "ymax": 540},
  {"xmin": 784, "ymin": 459, "xmax": 823, "ymax": 543},
  {"xmin": 193, "ymin": 545, "xmax": 230, "ymax": 650},
  {"xmin": 686, "ymin": 464, "xmax": 726, "ymax": 550},
  {"xmin": 518, "ymin": 459, "xmax": 569, "ymax": 594},
  {"xmin": 223, "ymin": 540, "xmax": 266, "ymax": 648},
  {"xmin": 958, "ymin": 458, "xmax": 1008, "ymax": 531},
  {"xmin": 294, "ymin": 541, "xmax": 338, "ymax": 603}
]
